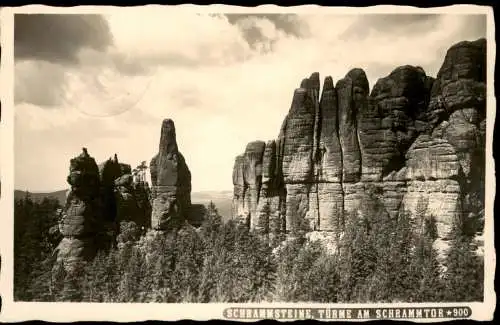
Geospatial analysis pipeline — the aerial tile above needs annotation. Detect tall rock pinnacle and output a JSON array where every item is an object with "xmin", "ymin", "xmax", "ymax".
[
  {"xmin": 150, "ymin": 119, "xmax": 192, "ymax": 230},
  {"xmin": 55, "ymin": 148, "xmax": 101, "ymax": 274}
]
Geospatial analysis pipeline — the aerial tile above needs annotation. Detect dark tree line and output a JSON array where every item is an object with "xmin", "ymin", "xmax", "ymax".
[
  {"xmin": 14, "ymin": 194, "xmax": 483, "ymax": 303},
  {"xmin": 14, "ymin": 192, "xmax": 62, "ymax": 301}
]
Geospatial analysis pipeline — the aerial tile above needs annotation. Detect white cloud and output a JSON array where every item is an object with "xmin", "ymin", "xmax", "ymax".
[
  {"xmin": 15, "ymin": 60, "xmax": 69, "ymax": 107},
  {"xmin": 106, "ymin": 11, "xmax": 252, "ymax": 69},
  {"xmin": 14, "ymin": 12, "xmax": 487, "ymax": 192}
]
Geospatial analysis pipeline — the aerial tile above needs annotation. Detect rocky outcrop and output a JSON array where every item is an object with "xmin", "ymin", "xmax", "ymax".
[
  {"xmin": 98, "ymin": 155, "xmax": 122, "ymax": 227},
  {"xmin": 360, "ymin": 65, "xmax": 434, "ymax": 182},
  {"xmin": 150, "ymin": 119, "xmax": 192, "ymax": 231},
  {"xmin": 99, "ymin": 154, "xmax": 151, "ymax": 230},
  {"xmin": 232, "ymin": 141, "xmax": 266, "ymax": 229},
  {"xmin": 232, "ymin": 38, "xmax": 486, "ymax": 255},
  {"xmin": 55, "ymin": 148, "xmax": 102, "ymax": 273},
  {"xmin": 401, "ymin": 38, "xmax": 487, "ymax": 260},
  {"xmin": 114, "ymin": 173, "xmax": 151, "ymax": 229},
  {"xmin": 52, "ymin": 118, "xmax": 193, "ymax": 275},
  {"xmin": 338, "ymin": 68, "xmax": 368, "ymax": 183}
]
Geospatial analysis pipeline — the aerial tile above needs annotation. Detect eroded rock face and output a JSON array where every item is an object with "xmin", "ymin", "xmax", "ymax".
[
  {"xmin": 232, "ymin": 141, "xmax": 266, "ymax": 228},
  {"xmin": 98, "ymin": 155, "xmax": 151, "ymax": 231},
  {"xmin": 114, "ymin": 173, "xmax": 151, "ymax": 229},
  {"xmin": 428, "ymin": 38, "xmax": 486, "ymax": 124},
  {"xmin": 231, "ymin": 38, "xmax": 486, "ymax": 257},
  {"xmin": 150, "ymin": 119, "xmax": 192, "ymax": 231},
  {"xmin": 98, "ymin": 156, "xmax": 122, "ymax": 226},
  {"xmin": 55, "ymin": 148, "xmax": 101, "ymax": 273},
  {"xmin": 318, "ymin": 76, "xmax": 342, "ymax": 183},
  {"xmin": 400, "ymin": 38, "xmax": 487, "ymax": 261},
  {"xmin": 360, "ymin": 65, "xmax": 434, "ymax": 182},
  {"xmin": 279, "ymin": 83, "xmax": 316, "ymax": 184},
  {"xmin": 337, "ymin": 68, "xmax": 369, "ymax": 183}
]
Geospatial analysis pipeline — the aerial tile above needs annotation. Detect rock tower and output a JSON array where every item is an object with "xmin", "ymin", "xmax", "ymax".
[
  {"xmin": 55, "ymin": 148, "xmax": 102, "ymax": 273},
  {"xmin": 150, "ymin": 119, "xmax": 192, "ymax": 230}
]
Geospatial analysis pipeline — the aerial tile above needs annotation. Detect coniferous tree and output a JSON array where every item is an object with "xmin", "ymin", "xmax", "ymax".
[
  {"xmin": 81, "ymin": 249, "xmax": 119, "ymax": 302},
  {"xmin": 273, "ymin": 237, "xmax": 305, "ymax": 302},
  {"xmin": 19, "ymin": 194, "xmax": 484, "ymax": 304},
  {"xmin": 306, "ymin": 251, "xmax": 340, "ymax": 302},
  {"xmin": 14, "ymin": 194, "xmax": 61, "ymax": 301},
  {"xmin": 337, "ymin": 209, "xmax": 377, "ymax": 303},
  {"xmin": 415, "ymin": 238, "xmax": 445, "ymax": 301},
  {"xmin": 199, "ymin": 201, "xmax": 223, "ymax": 247},
  {"xmin": 389, "ymin": 209, "xmax": 421, "ymax": 301},
  {"xmin": 290, "ymin": 241, "xmax": 336, "ymax": 302},
  {"xmin": 443, "ymin": 234, "xmax": 484, "ymax": 302},
  {"xmin": 115, "ymin": 243, "xmax": 135, "ymax": 302},
  {"xmin": 170, "ymin": 226, "xmax": 205, "ymax": 302},
  {"xmin": 365, "ymin": 210, "xmax": 395, "ymax": 302},
  {"xmin": 29, "ymin": 252, "xmax": 58, "ymax": 301},
  {"xmin": 440, "ymin": 211, "xmax": 484, "ymax": 302},
  {"xmin": 50, "ymin": 259, "xmax": 67, "ymax": 300},
  {"xmin": 58, "ymin": 274, "xmax": 83, "ymax": 302}
]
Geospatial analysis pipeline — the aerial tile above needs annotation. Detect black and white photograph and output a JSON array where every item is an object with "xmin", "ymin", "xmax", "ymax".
[{"xmin": 0, "ymin": 5, "xmax": 495, "ymax": 322}]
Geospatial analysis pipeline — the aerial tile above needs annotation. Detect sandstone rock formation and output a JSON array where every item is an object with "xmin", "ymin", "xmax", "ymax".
[
  {"xmin": 232, "ymin": 38, "xmax": 487, "ymax": 254},
  {"xmin": 114, "ymin": 173, "xmax": 151, "ymax": 228},
  {"xmin": 55, "ymin": 148, "xmax": 102, "ymax": 273},
  {"xmin": 99, "ymin": 154, "xmax": 151, "ymax": 231},
  {"xmin": 402, "ymin": 38, "xmax": 486, "ymax": 258},
  {"xmin": 150, "ymin": 119, "xmax": 192, "ymax": 231},
  {"xmin": 52, "ymin": 118, "xmax": 196, "ymax": 279},
  {"xmin": 98, "ymin": 155, "xmax": 122, "ymax": 226}
]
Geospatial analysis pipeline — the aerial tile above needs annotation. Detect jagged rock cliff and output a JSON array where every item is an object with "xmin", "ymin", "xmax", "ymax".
[
  {"xmin": 232, "ymin": 38, "xmax": 486, "ymax": 252},
  {"xmin": 150, "ymin": 119, "xmax": 192, "ymax": 231}
]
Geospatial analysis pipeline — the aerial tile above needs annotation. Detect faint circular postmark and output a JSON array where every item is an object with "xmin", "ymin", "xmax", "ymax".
[{"xmin": 71, "ymin": 68, "xmax": 157, "ymax": 118}]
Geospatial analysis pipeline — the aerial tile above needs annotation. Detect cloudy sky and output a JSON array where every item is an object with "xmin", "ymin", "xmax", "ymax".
[{"xmin": 13, "ymin": 10, "xmax": 486, "ymax": 192}]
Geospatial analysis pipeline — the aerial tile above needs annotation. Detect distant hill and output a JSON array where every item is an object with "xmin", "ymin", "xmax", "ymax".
[
  {"xmin": 14, "ymin": 189, "xmax": 67, "ymax": 205},
  {"xmin": 191, "ymin": 190, "xmax": 233, "ymax": 220},
  {"xmin": 14, "ymin": 189, "xmax": 234, "ymax": 220}
]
